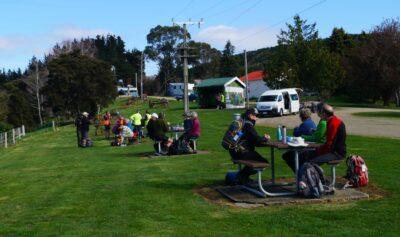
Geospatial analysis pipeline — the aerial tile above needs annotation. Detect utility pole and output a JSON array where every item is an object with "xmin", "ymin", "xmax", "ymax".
[
  {"xmin": 140, "ymin": 53, "xmax": 144, "ymax": 100},
  {"xmin": 244, "ymin": 50, "xmax": 249, "ymax": 109},
  {"xmin": 135, "ymin": 72, "xmax": 138, "ymax": 89},
  {"xmin": 173, "ymin": 18, "xmax": 203, "ymax": 113}
]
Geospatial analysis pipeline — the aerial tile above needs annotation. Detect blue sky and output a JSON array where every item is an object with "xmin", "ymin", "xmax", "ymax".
[{"xmin": 1, "ymin": 0, "xmax": 399, "ymax": 75}]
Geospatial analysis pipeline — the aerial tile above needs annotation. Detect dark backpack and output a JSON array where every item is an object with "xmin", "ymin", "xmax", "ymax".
[
  {"xmin": 298, "ymin": 162, "xmax": 333, "ymax": 198},
  {"xmin": 221, "ymin": 119, "xmax": 250, "ymax": 152},
  {"xmin": 346, "ymin": 155, "xmax": 369, "ymax": 187}
]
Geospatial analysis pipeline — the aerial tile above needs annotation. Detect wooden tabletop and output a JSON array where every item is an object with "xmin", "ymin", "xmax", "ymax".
[{"xmin": 260, "ymin": 140, "xmax": 322, "ymax": 149}]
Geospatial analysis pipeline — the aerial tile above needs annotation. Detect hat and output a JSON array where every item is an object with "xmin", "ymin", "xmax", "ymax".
[
  {"xmin": 245, "ymin": 108, "xmax": 258, "ymax": 116},
  {"xmin": 151, "ymin": 113, "xmax": 158, "ymax": 118},
  {"xmin": 287, "ymin": 137, "xmax": 308, "ymax": 147},
  {"xmin": 82, "ymin": 112, "xmax": 89, "ymax": 117},
  {"xmin": 183, "ymin": 111, "xmax": 191, "ymax": 117}
]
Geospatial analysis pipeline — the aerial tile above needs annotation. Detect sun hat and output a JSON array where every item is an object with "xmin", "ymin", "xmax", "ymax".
[
  {"xmin": 151, "ymin": 113, "xmax": 158, "ymax": 118},
  {"xmin": 82, "ymin": 112, "xmax": 89, "ymax": 117},
  {"xmin": 287, "ymin": 137, "xmax": 308, "ymax": 147}
]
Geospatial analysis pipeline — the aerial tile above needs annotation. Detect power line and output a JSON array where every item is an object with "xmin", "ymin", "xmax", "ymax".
[
  {"xmin": 173, "ymin": 0, "xmax": 196, "ymax": 19},
  {"xmin": 226, "ymin": 0, "xmax": 262, "ymax": 25},
  {"xmin": 202, "ymin": 0, "xmax": 249, "ymax": 19},
  {"xmin": 236, "ymin": 0, "xmax": 327, "ymax": 44},
  {"xmin": 193, "ymin": 0, "xmax": 225, "ymax": 19}
]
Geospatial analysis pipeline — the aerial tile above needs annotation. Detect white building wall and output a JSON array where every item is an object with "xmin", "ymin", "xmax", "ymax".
[{"xmin": 247, "ymin": 80, "xmax": 269, "ymax": 99}]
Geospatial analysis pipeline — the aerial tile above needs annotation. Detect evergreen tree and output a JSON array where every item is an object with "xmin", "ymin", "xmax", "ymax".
[{"xmin": 219, "ymin": 40, "xmax": 239, "ymax": 77}]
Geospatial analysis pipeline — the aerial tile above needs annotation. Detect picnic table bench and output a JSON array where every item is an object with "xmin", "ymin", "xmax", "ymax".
[{"xmin": 149, "ymin": 99, "xmax": 169, "ymax": 108}]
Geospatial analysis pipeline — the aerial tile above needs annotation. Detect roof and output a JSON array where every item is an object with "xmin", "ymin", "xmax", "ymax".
[
  {"xmin": 196, "ymin": 77, "xmax": 246, "ymax": 88},
  {"xmin": 239, "ymin": 70, "xmax": 266, "ymax": 82}
]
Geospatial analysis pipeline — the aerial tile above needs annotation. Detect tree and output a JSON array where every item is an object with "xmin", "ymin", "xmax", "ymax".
[
  {"xmin": 186, "ymin": 41, "xmax": 221, "ymax": 79},
  {"xmin": 144, "ymin": 25, "xmax": 186, "ymax": 94},
  {"xmin": 265, "ymin": 15, "xmax": 344, "ymax": 97},
  {"xmin": 346, "ymin": 19, "xmax": 400, "ymax": 106},
  {"xmin": 42, "ymin": 51, "xmax": 117, "ymax": 118},
  {"xmin": 219, "ymin": 40, "xmax": 239, "ymax": 77},
  {"xmin": 328, "ymin": 27, "xmax": 354, "ymax": 56}
]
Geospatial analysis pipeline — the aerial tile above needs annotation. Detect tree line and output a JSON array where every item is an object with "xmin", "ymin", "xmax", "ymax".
[{"xmin": 0, "ymin": 16, "xmax": 399, "ymax": 131}]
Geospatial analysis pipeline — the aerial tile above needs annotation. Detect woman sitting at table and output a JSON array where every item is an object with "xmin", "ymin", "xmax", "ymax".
[
  {"xmin": 228, "ymin": 108, "xmax": 271, "ymax": 184},
  {"xmin": 293, "ymin": 108, "xmax": 316, "ymax": 137}
]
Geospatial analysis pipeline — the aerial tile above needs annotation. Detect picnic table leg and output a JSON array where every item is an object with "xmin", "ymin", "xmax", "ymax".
[
  {"xmin": 271, "ymin": 147, "xmax": 275, "ymax": 184},
  {"xmin": 295, "ymin": 150, "xmax": 299, "ymax": 194}
]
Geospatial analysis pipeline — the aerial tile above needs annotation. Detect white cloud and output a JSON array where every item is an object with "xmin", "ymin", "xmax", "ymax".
[
  {"xmin": 0, "ymin": 36, "xmax": 31, "ymax": 51},
  {"xmin": 195, "ymin": 24, "xmax": 279, "ymax": 52},
  {"xmin": 51, "ymin": 25, "xmax": 111, "ymax": 40}
]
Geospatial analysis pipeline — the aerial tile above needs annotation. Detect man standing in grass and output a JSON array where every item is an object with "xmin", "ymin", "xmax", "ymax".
[{"xmin": 130, "ymin": 110, "xmax": 142, "ymax": 136}]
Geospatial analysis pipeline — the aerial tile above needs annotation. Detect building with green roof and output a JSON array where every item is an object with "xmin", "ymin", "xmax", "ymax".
[{"xmin": 196, "ymin": 77, "xmax": 246, "ymax": 108}]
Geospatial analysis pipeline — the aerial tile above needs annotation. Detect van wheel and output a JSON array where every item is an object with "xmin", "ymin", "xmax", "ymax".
[{"xmin": 279, "ymin": 109, "xmax": 283, "ymax": 117}]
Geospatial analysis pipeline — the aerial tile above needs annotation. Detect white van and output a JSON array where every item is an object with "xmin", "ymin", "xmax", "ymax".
[{"xmin": 256, "ymin": 88, "xmax": 300, "ymax": 116}]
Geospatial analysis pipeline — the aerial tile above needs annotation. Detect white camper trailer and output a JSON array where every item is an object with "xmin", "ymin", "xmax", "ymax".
[{"xmin": 256, "ymin": 88, "xmax": 300, "ymax": 116}]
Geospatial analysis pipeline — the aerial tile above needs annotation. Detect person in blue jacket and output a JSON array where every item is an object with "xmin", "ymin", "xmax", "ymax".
[{"xmin": 293, "ymin": 108, "xmax": 316, "ymax": 137}]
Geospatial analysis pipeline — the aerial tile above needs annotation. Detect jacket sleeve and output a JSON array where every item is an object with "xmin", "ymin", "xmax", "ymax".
[
  {"xmin": 302, "ymin": 120, "xmax": 327, "ymax": 143},
  {"xmin": 244, "ymin": 123, "xmax": 268, "ymax": 146}
]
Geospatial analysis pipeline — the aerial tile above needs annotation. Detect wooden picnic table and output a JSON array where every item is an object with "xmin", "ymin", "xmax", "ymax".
[{"xmin": 149, "ymin": 99, "xmax": 169, "ymax": 108}]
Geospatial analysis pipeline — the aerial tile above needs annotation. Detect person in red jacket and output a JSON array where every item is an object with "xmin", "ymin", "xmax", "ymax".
[
  {"xmin": 310, "ymin": 104, "xmax": 346, "ymax": 163},
  {"xmin": 283, "ymin": 104, "xmax": 346, "ymax": 172}
]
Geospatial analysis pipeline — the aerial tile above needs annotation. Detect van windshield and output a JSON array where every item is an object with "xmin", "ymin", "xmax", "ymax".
[
  {"xmin": 259, "ymin": 95, "xmax": 277, "ymax": 102},
  {"xmin": 290, "ymin": 94, "xmax": 299, "ymax": 100}
]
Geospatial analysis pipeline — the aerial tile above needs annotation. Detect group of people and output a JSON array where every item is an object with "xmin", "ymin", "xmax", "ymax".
[
  {"xmin": 146, "ymin": 111, "xmax": 201, "ymax": 155},
  {"xmin": 77, "ymin": 108, "xmax": 201, "ymax": 154},
  {"xmin": 228, "ymin": 103, "xmax": 346, "ymax": 184}
]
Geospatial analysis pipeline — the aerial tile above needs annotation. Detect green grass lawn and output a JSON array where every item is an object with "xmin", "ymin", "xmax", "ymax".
[
  {"xmin": 352, "ymin": 111, "xmax": 400, "ymax": 119},
  {"xmin": 0, "ymin": 98, "xmax": 399, "ymax": 236}
]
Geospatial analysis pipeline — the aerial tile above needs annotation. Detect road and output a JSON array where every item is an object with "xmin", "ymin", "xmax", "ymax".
[{"xmin": 256, "ymin": 107, "xmax": 400, "ymax": 138}]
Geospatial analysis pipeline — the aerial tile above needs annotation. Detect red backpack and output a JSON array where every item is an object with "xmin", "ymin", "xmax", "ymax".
[{"xmin": 346, "ymin": 155, "xmax": 369, "ymax": 187}]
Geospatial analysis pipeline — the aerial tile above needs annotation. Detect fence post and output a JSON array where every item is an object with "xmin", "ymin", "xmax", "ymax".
[
  {"xmin": 4, "ymin": 132, "xmax": 7, "ymax": 148},
  {"xmin": 52, "ymin": 120, "xmax": 56, "ymax": 132},
  {"xmin": 12, "ymin": 129, "xmax": 16, "ymax": 144},
  {"xmin": 22, "ymin": 125, "xmax": 25, "ymax": 136},
  {"xmin": 17, "ymin": 127, "xmax": 21, "ymax": 139}
]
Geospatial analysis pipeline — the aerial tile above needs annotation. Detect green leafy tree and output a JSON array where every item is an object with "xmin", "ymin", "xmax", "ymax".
[
  {"xmin": 346, "ymin": 19, "xmax": 400, "ymax": 106},
  {"xmin": 43, "ymin": 51, "xmax": 117, "ymax": 117},
  {"xmin": 185, "ymin": 41, "xmax": 221, "ymax": 79},
  {"xmin": 144, "ymin": 25, "xmax": 186, "ymax": 94},
  {"xmin": 219, "ymin": 40, "xmax": 239, "ymax": 77},
  {"xmin": 265, "ymin": 15, "xmax": 344, "ymax": 97}
]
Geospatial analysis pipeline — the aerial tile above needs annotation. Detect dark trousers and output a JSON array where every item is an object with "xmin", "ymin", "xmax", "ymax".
[
  {"xmin": 283, "ymin": 150, "xmax": 343, "ymax": 173},
  {"xmin": 229, "ymin": 150, "xmax": 269, "ymax": 181}
]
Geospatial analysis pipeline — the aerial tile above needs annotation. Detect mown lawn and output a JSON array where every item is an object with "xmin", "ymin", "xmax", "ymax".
[
  {"xmin": 0, "ymin": 98, "xmax": 399, "ymax": 236},
  {"xmin": 352, "ymin": 111, "xmax": 400, "ymax": 119}
]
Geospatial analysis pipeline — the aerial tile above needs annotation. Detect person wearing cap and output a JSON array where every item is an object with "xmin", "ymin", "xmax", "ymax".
[
  {"xmin": 228, "ymin": 108, "xmax": 271, "ymax": 184},
  {"xmin": 80, "ymin": 112, "xmax": 90, "ymax": 147}
]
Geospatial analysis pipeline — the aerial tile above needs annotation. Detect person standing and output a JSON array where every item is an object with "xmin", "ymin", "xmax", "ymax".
[
  {"xmin": 103, "ymin": 111, "xmax": 111, "ymax": 139},
  {"xmin": 228, "ymin": 108, "xmax": 271, "ymax": 184},
  {"xmin": 130, "ymin": 110, "xmax": 142, "ymax": 136},
  {"xmin": 220, "ymin": 92, "xmax": 225, "ymax": 109},
  {"xmin": 80, "ymin": 112, "xmax": 90, "ymax": 147}
]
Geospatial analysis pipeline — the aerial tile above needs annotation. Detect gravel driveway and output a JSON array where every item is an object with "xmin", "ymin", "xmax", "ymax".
[{"xmin": 256, "ymin": 107, "xmax": 400, "ymax": 138}]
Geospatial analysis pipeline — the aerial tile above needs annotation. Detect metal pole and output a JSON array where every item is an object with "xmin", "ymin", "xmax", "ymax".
[
  {"xmin": 244, "ymin": 50, "xmax": 249, "ymax": 109},
  {"xmin": 140, "ymin": 53, "xmax": 144, "ymax": 100},
  {"xmin": 183, "ymin": 23, "xmax": 189, "ymax": 113},
  {"xmin": 4, "ymin": 132, "xmax": 7, "ymax": 148},
  {"xmin": 135, "ymin": 72, "xmax": 138, "ymax": 91}
]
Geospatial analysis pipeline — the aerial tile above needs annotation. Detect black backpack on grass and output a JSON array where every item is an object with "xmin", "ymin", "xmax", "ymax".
[{"xmin": 298, "ymin": 162, "xmax": 333, "ymax": 198}]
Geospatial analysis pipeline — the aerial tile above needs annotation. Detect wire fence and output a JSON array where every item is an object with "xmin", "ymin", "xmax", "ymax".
[{"xmin": 0, "ymin": 125, "xmax": 26, "ymax": 149}]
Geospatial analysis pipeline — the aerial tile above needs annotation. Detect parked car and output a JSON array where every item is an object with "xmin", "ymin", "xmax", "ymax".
[{"xmin": 256, "ymin": 88, "xmax": 300, "ymax": 117}]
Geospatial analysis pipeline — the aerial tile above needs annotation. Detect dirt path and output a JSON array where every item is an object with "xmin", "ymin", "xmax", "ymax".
[{"xmin": 257, "ymin": 107, "xmax": 400, "ymax": 138}]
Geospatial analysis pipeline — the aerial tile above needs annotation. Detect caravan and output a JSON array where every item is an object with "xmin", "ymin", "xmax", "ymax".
[{"xmin": 256, "ymin": 88, "xmax": 300, "ymax": 116}]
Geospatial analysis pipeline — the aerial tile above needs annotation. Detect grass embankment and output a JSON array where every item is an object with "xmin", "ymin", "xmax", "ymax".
[
  {"xmin": 352, "ymin": 111, "xmax": 400, "ymax": 119},
  {"xmin": 0, "ymin": 98, "xmax": 399, "ymax": 236}
]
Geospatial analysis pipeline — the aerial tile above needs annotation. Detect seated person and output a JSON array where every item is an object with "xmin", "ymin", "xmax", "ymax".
[
  {"xmin": 283, "ymin": 104, "xmax": 346, "ymax": 172},
  {"xmin": 228, "ymin": 108, "xmax": 271, "ymax": 184},
  {"xmin": 152, "ymin": 112, "xmax": 172, "ymax": 154},
  {"xmin": 118, "ymin": 124, "xmax": 134, "ymax": 144},
  {"xmin": 146, "ymin": 113, "xmax": 158, "ymax": 140},
  {"xmin": 293, "ymin": 108, "xmax": 316, "ymax": 137},
  {"xmin": 179, "ymin": 111, "xmax": 193, "ymax": 140},
  {"xmin": 302, "ymin": 102, "xmax": 327, "ymax": 143}
]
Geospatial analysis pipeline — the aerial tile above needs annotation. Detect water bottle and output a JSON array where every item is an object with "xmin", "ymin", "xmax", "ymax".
[
  {"xmin": 277, "ymin": 126, "xmax": 282, "ymax": 141},
  {"xmin": 282, "ymin": 126, "xmax": 287, "ymax": 144},
  {"xmin": 233, "ymin": 131, "xmax": 243, "ymax": 141}
]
